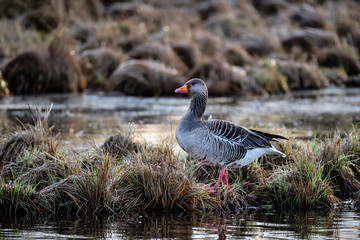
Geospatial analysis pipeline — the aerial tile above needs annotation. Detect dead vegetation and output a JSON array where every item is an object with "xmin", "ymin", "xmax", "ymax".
[
  {"xmin": 0, "ymin": 72, "xmax": 9, "ymax": 98},
  {"xmin": 3, "ymin": 33, "xmax": 86, "ymax": 94},
  {"xmin": 0, "ymin": 0, "xmax": 359, "ymax": 96},
  {"xmin": 107, "ymin": 60, "xmax": 184, "ymax": 96},
  {"xmin": 0, "ymin": 112, "xmax": 359, "ymax": 217},
  {"xmin": 80, "ymin": 47, "xmax": 124, "ymax": 90}
]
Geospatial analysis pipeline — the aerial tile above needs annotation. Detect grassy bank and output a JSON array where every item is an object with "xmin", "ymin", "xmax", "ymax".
[{"xmin": 0, "ymin": 113, "xmax": 359, "ymax": 218}]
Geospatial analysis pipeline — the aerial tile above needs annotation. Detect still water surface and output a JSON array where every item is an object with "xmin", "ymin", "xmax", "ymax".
[
  {"xmin": 0, "ymin": 88, "xmax": 359, "ymax": 239},
  {"xmin": 1, "ymin": 209, "xmax": 360, "ymax": 239},
  {"xmin": 0, "ymin": 87, "xmax": 359, "ymax": 145}
]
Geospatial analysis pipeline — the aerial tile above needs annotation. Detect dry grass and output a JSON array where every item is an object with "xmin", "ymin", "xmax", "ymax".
[
  {"xmin": 253, "ymin": 59, "xmax": 289, "ymax": 94},
  {"xmin": 0, "ymin": 112, "xmax": 360, "ymax": 217},
  {"xmin": 3, "ymin": 32, "xmax": 86, "ymax": 94},
  {"xmin": 0, "ymin": 107, "xmax": 60, "ymax": 167},
  {"xmin": 107, "ymin": 60, "xmax": 184, "ymax": 96},
  {"xmin": 266, "ymin": 146, "xmax": 338, "ymax": 210},
  {"xmin": 263, "ymin": 128, "xmax": 360, "ymax": 210}
]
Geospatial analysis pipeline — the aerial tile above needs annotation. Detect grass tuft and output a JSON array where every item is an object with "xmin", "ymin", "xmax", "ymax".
[
  {"xmin": 1, "ymin": 111, "xmax": 360, "ymax": 217},
  {"xmin": 266, "ymin": 151, "xmax": 338, "ymax": 210}
]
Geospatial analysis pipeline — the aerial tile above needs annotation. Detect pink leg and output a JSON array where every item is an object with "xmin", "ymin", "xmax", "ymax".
[
  {"xmin": 208, "ymin": 167, "xmax": 227, "ymax": 193},
  {"xmin": 222, "ymin": 168, "xmax": 232, "ymax": 192},
  {"xmin": 222, "ymin": 168, "xmax": 228, "ymax": 185}
]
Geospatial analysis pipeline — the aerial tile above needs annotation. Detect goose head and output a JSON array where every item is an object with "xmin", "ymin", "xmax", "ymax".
[{"xmin": 175, "ymin": 78, "xmax": 208, "ymax": 97}]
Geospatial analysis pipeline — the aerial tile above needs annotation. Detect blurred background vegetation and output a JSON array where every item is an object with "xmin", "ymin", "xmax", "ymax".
[{"xmin": 0, "ymin": 0, "xmax": 359, "ymax": 97}]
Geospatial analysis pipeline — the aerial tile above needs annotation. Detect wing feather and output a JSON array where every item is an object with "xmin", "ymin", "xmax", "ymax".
[
  {"xmin": 207, "ymin": 120, "xmax": 273, "ymax": 150},
  {"xmin": 201, "ymin": 120, "xmax": 286, "ymax": 166}
]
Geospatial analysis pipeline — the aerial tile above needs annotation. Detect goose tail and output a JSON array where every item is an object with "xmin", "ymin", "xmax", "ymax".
[
  {"xmin": 270, "ymin": 146, "xmax": 286, "ymax": 157},
  {"xmin": 249, "ymin": 129, "xmax": 288, "ymax": 142}
]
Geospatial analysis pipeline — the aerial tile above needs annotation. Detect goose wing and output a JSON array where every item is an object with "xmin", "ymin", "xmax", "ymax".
[{"xmin": 207, "ymin": 120, "xmax": 274, "ymax": 150}]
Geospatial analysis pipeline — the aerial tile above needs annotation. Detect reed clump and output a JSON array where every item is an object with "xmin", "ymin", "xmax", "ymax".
[
  {"xmin": 0, "ymin": 113, "xmax": 360, "ymax": 217},
  {"xmin": 263, "ymin": 128, "xmax": 360, "ymax": 210},
  {"xmin": 113, "ymin": 143, "xmax": 219, "ymax": 213},
  {"xmin": 265, "ymin": 146, "xmax": 338, "ymax": 210},
  {"xmin": 0, "ymin": 176, "xmax": 50, "ymax": 216},
  {"xmin": 319, "ymin": 129, "xmax": 360, "ymax": 197},
  {"xmin": 0, "ymin": 108, "xmax": 60, "ymax": 170},
  {"xmin": 253, "ymin": 60, "xmax": 290, "ymax": 94}
]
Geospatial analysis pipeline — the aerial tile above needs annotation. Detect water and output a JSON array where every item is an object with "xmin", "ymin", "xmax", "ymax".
[
  {"xmin": 0, "ymin": 88, "xmax": 359, "ymax": 146},
  {"xmin": 1, "ymin": 209, "xmax": 360, "ymax": 239},
  {"xmin": 0, "ymin": 88, "xmax": 360, "ymax": 239}
]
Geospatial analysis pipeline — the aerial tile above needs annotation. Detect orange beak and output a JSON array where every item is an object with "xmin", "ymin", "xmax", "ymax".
[{"xmin": 175, "ymin": 84, "xmax": 188, "ymax": 94}]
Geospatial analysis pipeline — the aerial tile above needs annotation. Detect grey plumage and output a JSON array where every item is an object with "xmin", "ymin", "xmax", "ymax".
[{"xmin": 175, "ymin": 78, "xmax": 287, "ymax": 169}]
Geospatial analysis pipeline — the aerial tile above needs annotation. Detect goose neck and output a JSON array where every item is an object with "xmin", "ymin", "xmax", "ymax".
[{"xmin": 188, "ymin": 93, "xmax": 207, "ymax": 120}]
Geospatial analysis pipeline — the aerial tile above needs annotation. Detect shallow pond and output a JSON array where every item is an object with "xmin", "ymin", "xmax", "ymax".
[
  {"xmin": 0, "ymin": 87, "xmax": 359, "ymax": 146},
  {"xmin": 0, "ymin": 87, "xmax": 360, "ymax": 239}
]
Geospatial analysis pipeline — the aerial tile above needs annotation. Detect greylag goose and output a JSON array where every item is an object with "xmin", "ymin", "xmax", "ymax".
[{"xmin": 175, "ymin": 78, "xmax": 287, "ymax": 192}]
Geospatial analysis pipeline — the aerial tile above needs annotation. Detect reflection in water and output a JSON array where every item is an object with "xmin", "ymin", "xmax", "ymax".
[{"xmin": 1, "ymin": 210, "xmax": 360, "ymax": 239}]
